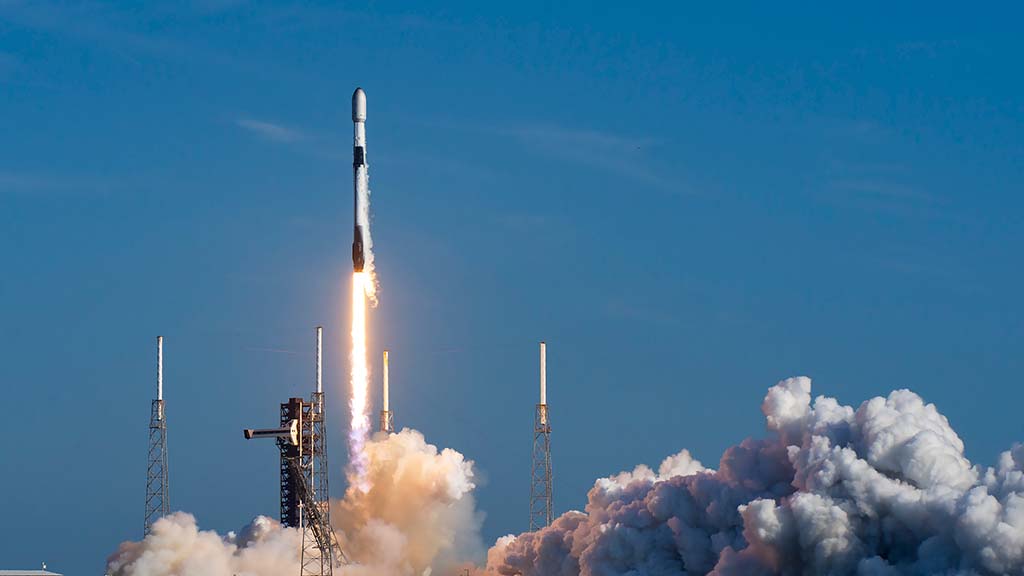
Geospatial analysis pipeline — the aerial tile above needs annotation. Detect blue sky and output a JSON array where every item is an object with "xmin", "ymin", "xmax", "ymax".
[{"xmin": 1, "ymin": 2, "xmax": 1022, "ymax": 573}]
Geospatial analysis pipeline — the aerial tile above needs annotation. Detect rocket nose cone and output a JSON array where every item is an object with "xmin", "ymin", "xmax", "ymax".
[{"xmin": 352, "ymin": 87, "xmax": 367, "ymax": 122}]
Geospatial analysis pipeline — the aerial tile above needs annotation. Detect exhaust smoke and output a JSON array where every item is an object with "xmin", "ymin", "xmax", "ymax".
[{"xmin": 480, "ymin": 377, "xmax": 1024, "ymax": 576}]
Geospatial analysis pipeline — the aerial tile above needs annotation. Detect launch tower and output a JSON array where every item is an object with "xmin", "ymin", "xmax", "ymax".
[{"xmin": 244, "ymin": 327, "xmax": 347, "ymax": 576}]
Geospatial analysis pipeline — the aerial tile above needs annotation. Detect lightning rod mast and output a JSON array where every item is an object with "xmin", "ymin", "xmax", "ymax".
[
  {"xmin": 380, "ymin": 350, "xmax": 394, "ymax": 433},
  {"xmin": 529, "ymin": 341, "xmax": 553, "ymax": 531}
]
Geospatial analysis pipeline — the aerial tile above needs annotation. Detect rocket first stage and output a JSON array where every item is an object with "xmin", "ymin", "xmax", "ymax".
[{"xmin": 352, "ymin": 87, "xmax": 368, "ymax": 272}]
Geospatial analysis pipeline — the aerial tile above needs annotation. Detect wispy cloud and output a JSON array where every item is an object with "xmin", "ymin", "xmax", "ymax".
[
  {"xmin": 0, "ymin": 172, "xmax": 51, "ymax": 193},
  {"xmin": 603, "ymin": 297, "xmax": 679, "ymax": 327},
  {"xmin": 498, "ymin": 212, "xmax": 549, "ymax": 231},
  {"xmin": 495, "ymin": 123, "xmax": 682, "ymax": 192},
  {"xmin": 0, "ymin": 171, "xmax": 116, "ymax": 197},
  {"xmin": 189, "ymin": 0, "xmax": 249, "ymax": 14},
  {"xmin": 851, "ymin": 39, "xmax": 960, "ymax": 61},
  {"xmin": 504, "ymin": 125, "xmax": 655, "ymax": 150},
  {"xmin": 830, "ymin": 179, "xmax": 938, "ymax": 205},
  {"xmin": 815, "ymin": 159, "xmax": 949, "ymax": 219},
  {"xmin": 235, "ymin": 118, "xmax": 307, "ymax": 143},
  {"xmin": 243, "ymin": 346, "xmax": 307, "ymax": 357},
  {"xmin": 0, "ymin": 2, "xmax": 189, "ymax": 64}
]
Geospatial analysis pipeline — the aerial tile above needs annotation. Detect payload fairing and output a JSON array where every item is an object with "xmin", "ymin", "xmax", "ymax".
[{"xmin": 352, "ymin": 87, "xmax": 368, "ymax": 272}]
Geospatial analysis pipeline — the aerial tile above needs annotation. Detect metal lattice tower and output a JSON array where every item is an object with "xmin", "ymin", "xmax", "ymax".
[
  {"xmin": 245, "ymin": 327, "xmax": 347, "ymax": 576},
  {"xmin": 379, "ymin": 350, "xmax": 394, "ymax": 433},
  {"xmin": 302, "ymin": 326, "xmax": 340, "ymax": 576},
  {"xmin": 529, "ymin": 341, "xmax": 553, "ymax": 531},
  {"xmin": 279, "ymin": 398, "xmax": 303, "ymax": 528},
  {"xmin": 145, "ymin": 336, "xmax": 169, "ymax": 536}
]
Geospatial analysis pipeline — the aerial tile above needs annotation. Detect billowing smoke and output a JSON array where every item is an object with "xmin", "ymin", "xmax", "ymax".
[
  {"xmin": 482, "ymin": 377, "xmax": 1024, "ymax": 576},
  {"xmin": 107, "ymin": 430, "xmax": 483, "ymax": 576},
  {"xmin": 107, "ymin": 514, "xmax": 301, "ymax": 576},
  {"xmin": 334, "ymin": 429, "xmax": 484, "ymax": 575}
]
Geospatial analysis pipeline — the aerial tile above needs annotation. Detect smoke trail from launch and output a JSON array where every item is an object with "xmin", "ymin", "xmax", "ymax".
[{"xmin": 348, "ymin": 272, "xmax": 371, "ymax": 491}]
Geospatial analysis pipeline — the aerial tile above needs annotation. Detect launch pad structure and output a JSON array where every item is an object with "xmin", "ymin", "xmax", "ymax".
[
  {"xmin": 245, "ymin": 327, "xmax": 347, "ymax": 576},
  {"xmin": 145, "ymin": 336, "xmax": 169, "ymax": 536},
  {"xmin": 529, "ymin": 341, "xmax": 553, "ymax": 531}
]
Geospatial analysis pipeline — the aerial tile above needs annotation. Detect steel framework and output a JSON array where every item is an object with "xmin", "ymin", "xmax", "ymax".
[
  {"xmin": 279, "ymin": 398, "xmax": 303, "ymax": 528},
  {"xmin": 145, "ymin": 336, "xmax": 169, "ymax": 536},
  {"xmin": 529, "ymin": 404, "xmax": 553, "ymax": 531},
  {"xmin": 299, "ymin": 326, "xmax": 342, "ymax": 576},
  {"xmin": 247, "ymin": 327, "xmax": 347, "ymax": 576},
  {"xmin": 278, "ymin": 396, "xmax": 347, "ymax": 576},
  {"xmin": 307, "ymin": 327, "xmax": 331, "ymax": 565}
]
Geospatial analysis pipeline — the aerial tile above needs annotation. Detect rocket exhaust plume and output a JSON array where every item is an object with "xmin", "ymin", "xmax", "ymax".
[{"xmin": 348, "ymin": 272, "xmax": 371, "ymax": 491}]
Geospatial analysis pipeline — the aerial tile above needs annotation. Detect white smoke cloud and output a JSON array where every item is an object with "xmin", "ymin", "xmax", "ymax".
[
  {"xmin": 108, "ymin": 377, "xmax": 1024, "ymax": 576},
  {"xmin": 107, "ymin": 430, "xmax": 483, "ymax": 576},
  {"xmin": 107, "ymin": 513, "xmax": 301, "ymax": 576},
  {"xmin": 334, "ymin": 428, "xmax": 484, "ymax": 575},
  {"xmin": 482, "ymin": 377, "xmax": 1024, "ymax": 576}
]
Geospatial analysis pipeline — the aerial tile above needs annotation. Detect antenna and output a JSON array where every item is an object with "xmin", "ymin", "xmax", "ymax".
[{"xmin": 316, "ymin": 326, "xmax": 323, "ymax": 394}]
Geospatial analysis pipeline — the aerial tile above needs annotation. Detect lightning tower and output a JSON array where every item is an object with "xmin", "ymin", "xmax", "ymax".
[
  {"xmin": 311, "ymin": 327, "xmax": 331, "ymax": 537},
  {"xmin": 144, "ymin": 335, "xmax": 169, "ymax": 535},
  {"xmin": 380, "ymin": 350, "xmax": 394, "ymax": 433},
  {"xmin": 529, "ymin": 341, "xmax": 553, "ymax": 531},
  {"xmin": 301, "ymin": 325, "xmax": 336, "ymax": 576}
]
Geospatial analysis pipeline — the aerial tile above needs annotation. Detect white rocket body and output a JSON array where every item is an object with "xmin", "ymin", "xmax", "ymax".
[{"xmin": 352, "ymin": 88, "xmax": 369, "ymax": 272}]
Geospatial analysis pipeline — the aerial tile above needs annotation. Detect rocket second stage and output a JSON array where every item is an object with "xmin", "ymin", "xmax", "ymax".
[{"xmin": 352, "ymin": 87, "xmax": 369, "ymax": 273}]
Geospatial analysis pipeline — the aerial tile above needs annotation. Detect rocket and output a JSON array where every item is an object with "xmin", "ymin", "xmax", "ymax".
[{"xmin": 352, "ymin": 87, "xmax": 368, "ymax": 273}]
